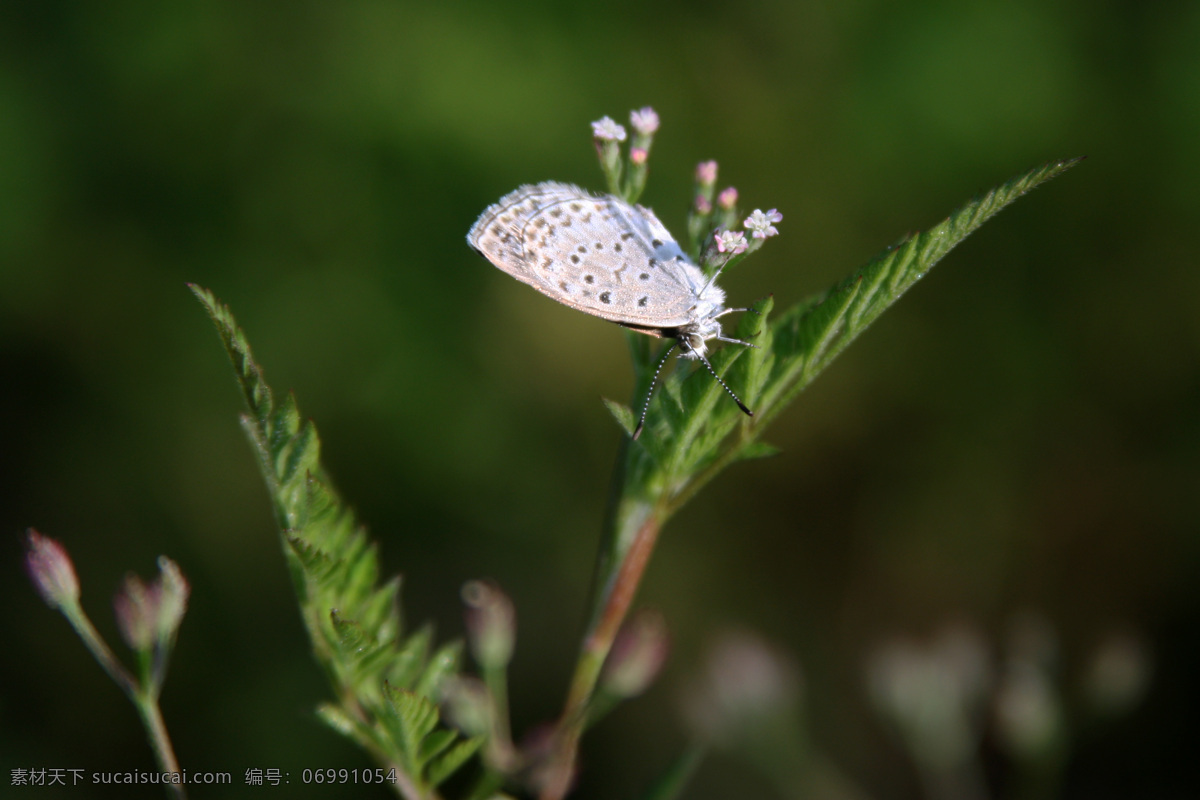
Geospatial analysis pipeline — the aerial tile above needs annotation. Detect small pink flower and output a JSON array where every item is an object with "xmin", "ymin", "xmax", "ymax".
[
  {"xmin": 744, "ymin": 208, "xmax": 783, "ymax": 239},
  {"xmin": 717, "ymin": 187, "xmax": 739, "ymax": 210},
  {"xmin": 695, "ymin": 160, "xmax": 718, "ymax": 186},
  {"xmin": 114, "ymin": 574, "xmax": 156, "ymax": 650},
  {"xmin": 694, "ymin": 196, "xmax": 712, "ymax": 215},
  {"xmin": 630, "ymin": 107, "xmax": 659, "ymax": 136},
  {"xmin": 25, "ymin": 530, "xmax": 79, "ymax": 610},
  {"xmin": 630, "ymin": 147, "xmax": 648, "ymax": 166},
  {"xmin": 591, "ymin": 116, "xmax": 627, "ymax": 142},
  {"xmin": 714, "ymin": 230, "xmax": 748, "ymax": 255},
  {"xmin": 114, "ymin": 557, "xmax": 190, "ymax": 650}
]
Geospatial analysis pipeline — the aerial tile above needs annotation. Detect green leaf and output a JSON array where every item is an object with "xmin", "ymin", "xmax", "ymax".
[
  {"xmin": 603, "ymin": 397, "xmax": 636, "ymax": 435},
  {"xmin": 415, "ymin": 640, "xmax": 463, "ymax": 698},
  {"xmin": 427, "ymin": 736, "xmax": 484, "ymax": 787},
  {"xmin": 759, "ymin": 157, "xmax": 1083, "ymax": 427},
  {"xmin": 194, "ymin": 285, "xmax": 472, "ymax": 790},
  {"xmin": 594, "ymin": 158, "xmax": 1083, "ymax": 624},
  {"xmin": 418, "ymin": 728, "xmax": 459, "ymax": 763},
  {"xmin": 382, "ymin": 684, "xmax": 440, "ymax": 773},
  {"xmin": 738, "ymin": 441, "xmax": 782, "ymax": 461},
  {"xmin": 388, "ymin": 625, "xmax": 433, "ymax": 689}
]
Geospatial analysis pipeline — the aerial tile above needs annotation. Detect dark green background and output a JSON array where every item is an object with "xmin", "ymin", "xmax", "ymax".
[{"xmin": 3, "ymin": 1, "xmax": 1197, "ymax": 797}]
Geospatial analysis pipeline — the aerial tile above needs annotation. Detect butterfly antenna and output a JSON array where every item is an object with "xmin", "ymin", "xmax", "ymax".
[
  {"xmin": 696, "ymin": 351, "xmax": 753, "ymax": 418},
  {"xmin": 633, "ymin": 343, "xmax": 677, "ymax": 440},
  {"xmin": 700, "ymin": 259, "xmax": 732, "ymax": 298}
]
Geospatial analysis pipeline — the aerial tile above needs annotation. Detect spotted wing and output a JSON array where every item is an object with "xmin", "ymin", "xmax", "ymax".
[{"xmin": 468, "ymin": 182, "xmax": 709, "ymax": 330}]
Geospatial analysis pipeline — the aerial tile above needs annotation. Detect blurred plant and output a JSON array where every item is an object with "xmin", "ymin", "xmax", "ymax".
[
  {"xmin": 182, "ymin": 107, "xmax": 1078, "ymax": 799},
  {"xmin": 1080, "ymin": 630, "xmax": 1151, "ymax": 718},
  {"xmin": 191, "ymin": 288, "xmax": 482, "ymax": 799},
  {"xmin": 866, "ymin": 615, "xmax": 1152, "ymax": 800},
  {"xmin": 867, "ymin": 624, "xmax": 992, "ymax": 800},
  {"xmin": 24, "ymin": 531, "xmax": 190, "ymax": 799},
  {"xmin": 676, "ymin": 629, "xmax": 865, "ymax": 800}
]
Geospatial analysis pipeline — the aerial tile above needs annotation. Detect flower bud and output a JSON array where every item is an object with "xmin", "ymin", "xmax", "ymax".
[
  {"xmin": 25, "ymin": 530, "xmax": 80, "ymax": 610},
  {"xmin": 440, "ymin": 675, "xmax": 494, "ymax": 737},
  {"xmin": 114, "ymin": 557, "xmax": 190, "ymax": 651},
  {"xmin": 601, "ymin": 609, "xmax": 669, "ymax": 698},
  {"xmin": 462, "ymin": 580, "xmax": 515, "ymax": 670},
  {"xmin": 114, "ymin": 574, "xmax": 155, "ymax": 650},
  {"xmin": 155, "ymin": 557, "xmax": 190, "ymax": 640},
  {"xmin": 629, "ymin": 107, "xmax": 659, "ymax": 137}
]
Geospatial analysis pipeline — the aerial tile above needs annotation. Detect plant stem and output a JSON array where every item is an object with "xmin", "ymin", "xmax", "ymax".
[
  {"xmin": 541, "ymin": 509, "xmax": 665, "ymax": 800},
  {"xmin": 133, "ymin": 691, "xmax": 186, "ymax": 799},
  {"xmin": 62, "ymin": 606, "xmax": 186, "ymax": 798}
]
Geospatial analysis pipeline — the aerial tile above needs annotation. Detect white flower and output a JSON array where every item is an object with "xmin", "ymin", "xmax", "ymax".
[
  {"xmin": 714, "ymin": 230, "xmax": 748, "ymax": 255},
  {"xmin": 630, "ymin": 107, "xmax": 660, "ymax": 136},
  {"xmin": 744, "ymin": 208, "xmax": 782, "ymax": 239},
  {"xmin": 591, "ymin": 116, "xmax": 627, "ymax": 142}
]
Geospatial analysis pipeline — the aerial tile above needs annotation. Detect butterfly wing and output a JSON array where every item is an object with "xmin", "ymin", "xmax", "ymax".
[{"xmin": 468, "ymin": 182, "xmax": 715, "ymax": 331}]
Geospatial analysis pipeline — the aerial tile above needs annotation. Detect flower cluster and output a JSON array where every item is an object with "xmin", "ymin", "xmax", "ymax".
[{"xmin": 589, "ymin": 109, "xmax": 783, "ymax": 274}]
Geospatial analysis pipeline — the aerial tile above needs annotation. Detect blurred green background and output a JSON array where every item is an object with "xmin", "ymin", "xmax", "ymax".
[{"xmin": 2, "ymin": 0, "xmax": 1197, "ymax": 797}]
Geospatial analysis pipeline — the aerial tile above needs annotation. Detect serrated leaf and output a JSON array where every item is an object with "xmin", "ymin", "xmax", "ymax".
[
  {"xmin": 271, "ymin": 392, "xmax": 303, "ymax": 452},
  {"xmin": 315, "ymin": 702, "xmax": 357, "ymax": 738},
  {"xmin": 603, "ymin": 397, "xmax": 635, "ymax": 435},
  {"xmin": 357, "ymin": 576, "xmax": 403, "ymax": 639},
  {"xmin": 194, "ymin": 285, "xmax": 467, "ymax": 785},
  {"xmin": 761, "ymin": 157, "xmax": 1083, "ymax": 425},
  {"xmin": 388, "ymin": 626, "xmax": 433, "ymax": 689},
  {"xmin": 418, "ymin": 728, "xmax": 459, "ymax": 764},
  {"xmin": 427, "ymin": 736, "xmax": 484, "ymax": 787},
  {"xmin": 287, "ymin": 535, "xmax": 337, "ymax": 580},
  {"xmin": 190, "ymin": 284, "xmax": 273, "ymax": 426},
  {"xmin": 331, "ymin": 610, "xmax": 368, "ymax": 651},
  {"xmin": 384, "ymin": 685, "xmax": 440, "ymax": 763},
  {"xmin": 738, "ymin": 441, "xmax": 782, "ymax": 461},
  {"xmin": 415, "ymin": 640, "xmax": 462, "ymax": 698},
  {"xmin": 594, "ymin": 158, "xmax": 1082, "ymax": 628}
]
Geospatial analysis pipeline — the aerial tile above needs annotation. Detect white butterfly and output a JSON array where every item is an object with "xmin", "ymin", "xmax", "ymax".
[{"xmin": 468, "ymin": 182, "xmax": 754, "ymax": 438}]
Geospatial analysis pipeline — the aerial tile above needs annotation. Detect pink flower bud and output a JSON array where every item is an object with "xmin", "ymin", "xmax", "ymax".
[
  {"xmin": 602, "ymin": 610, "xmax": 669, "ymax": 698},
  {"xmin": 629, "ymin": 107, "xmax": 660, "ymax": 136},
  {"xmin": 25, "ymin": 530, "xmax": 79, "ymax": 610},
  {"xmin": 114, "ymin": 557, "xmax": 190, "ymax": 651},
  {"xmin": 114, "ymin": 574, "xmax": 155, "ymax": 650}
]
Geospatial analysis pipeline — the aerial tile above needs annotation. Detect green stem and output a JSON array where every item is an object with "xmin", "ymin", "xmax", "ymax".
[
  {"xmin": 62, "ymin": 605, "xmax": 186, "ymax": 799},
  {"xmin": 541, "ymin": 505, "xmax": 666, "ymax": 800},
  {"xmin": 132, "ymin": 691, "xmax": 186, "ymax": 800}
]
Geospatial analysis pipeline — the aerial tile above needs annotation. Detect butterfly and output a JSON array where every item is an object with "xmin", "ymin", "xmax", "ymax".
[{"xmin": 468, "ymin": 182, "xmax": 754, "ymax": 438}]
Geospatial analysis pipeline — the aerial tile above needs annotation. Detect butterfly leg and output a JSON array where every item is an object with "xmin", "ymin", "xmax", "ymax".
[{"xmin": 716, "ymin": 334, "xmax": 759, "ymax": 349}]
